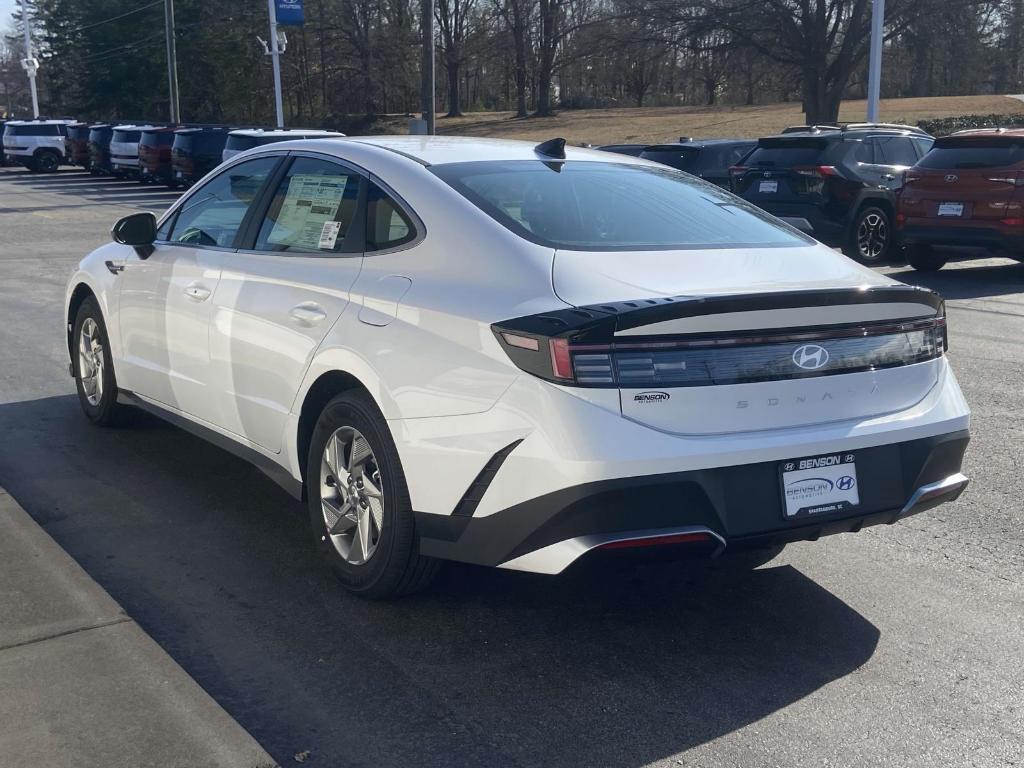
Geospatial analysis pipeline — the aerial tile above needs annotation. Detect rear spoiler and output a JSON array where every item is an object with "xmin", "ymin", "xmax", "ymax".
[{"xmin": 495, "ymin": 285, "xmax": 943, "ymax": 343}]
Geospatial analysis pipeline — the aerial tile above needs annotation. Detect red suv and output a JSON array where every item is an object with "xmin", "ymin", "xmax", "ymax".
[{"xmin": 897, "ymin": 128, "xmax": 1024, "ymax": 271}]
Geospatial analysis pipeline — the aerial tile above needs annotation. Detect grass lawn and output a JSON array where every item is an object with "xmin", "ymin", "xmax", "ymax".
[{"xmin": 379, "ymin": 95, "xmax": 1024, "ymax": 145}]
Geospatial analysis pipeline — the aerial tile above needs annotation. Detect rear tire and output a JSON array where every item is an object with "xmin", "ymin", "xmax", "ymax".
[
  {"xmin": 844, "ymin": 205, "xmax": 892, "ymax": 264},
  {"xmin": 905, "ymin": 244, "xmax": 948, "ymax": 272},
  {"xmin": 72, "ymin": 297, "xmax": 127, "ymax": 426},
  {"xmin": 306, "ymin": 391, "xmax": 440, "ymax": 599},
  {"xmin": 33, "ymin": 150, "xmax": 60, "ymax": 174}
]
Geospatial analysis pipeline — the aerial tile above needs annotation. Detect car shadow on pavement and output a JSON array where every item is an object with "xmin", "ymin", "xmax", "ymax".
[
  {"xmin": 888, "ymin": 258, "xmax": 1024, "ymax": 300},
  {"xmin": 0, "ymin": 395, "xmax": 880, "ymax": 768}
]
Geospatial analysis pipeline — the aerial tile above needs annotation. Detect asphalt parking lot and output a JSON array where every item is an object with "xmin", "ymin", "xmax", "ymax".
[{"xmin": 0, "ymin": 166, "xmax": 1021, "ymax": 767}]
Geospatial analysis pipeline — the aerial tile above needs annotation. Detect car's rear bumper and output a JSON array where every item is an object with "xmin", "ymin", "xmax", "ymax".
[
  {"xmin": 900, "ymin": 222, "xmax": 1024, "ymax": 253},
  {"xmin": 415, "ymin": 429, "xmax": 970, "ymax": 573}
]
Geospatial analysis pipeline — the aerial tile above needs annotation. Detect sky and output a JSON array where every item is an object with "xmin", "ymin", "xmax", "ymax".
[{"xmin": 2, "ymin": 0, "xmax": 19, "ymax": 33}]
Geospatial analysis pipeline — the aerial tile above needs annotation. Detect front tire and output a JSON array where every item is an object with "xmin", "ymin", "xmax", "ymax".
[
  {"xmin": 306, "ymin": 391, "xmax": 440, "ymax": 599},
  {"xmin": 844, "ymin": 205, "xmax": 892, "ymax": 264},
  {"xmin": 72, "ymin": 297, "xmax": 126, "ymax": 426},
  {"xmin": 905, "ymin": 243, "xmax": 947, "ymax": 272}
]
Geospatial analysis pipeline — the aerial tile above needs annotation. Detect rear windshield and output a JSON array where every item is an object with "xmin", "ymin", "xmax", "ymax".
[
  {"xmin": 112, "ymin": 129, "xmax": 142, "ymax": 143},
  {"xmin": 430, "ymin": 160, "xmax": 811, "ymax": 251},
  {"xmin": 746, "ymin": 140, "xmax": 829, "ymax": 167},
  {"xmin": 6, "ymin": 124, "xmax": 62, "ymax": 137},
  {"xmin": 225, "ymin": 135, "xmax": 259, "ymax": 152},
  {"xmin": 639, "ymin": 147, "xmax": 701, "ymax": 172},
  {"xmin": 141, "ymin": 132, "xmax": 174, "ymax": 147},
  {"xmin": 67, "ymin": 126, "xmax": 91, "ymax": 140},
  {"xmin": 89, "ymin": 128, "xmax": 112, "ymax": 143},
  {"xmin": 174, "ymin": 132, "xmax": 229, "ymax": 154},
  {"xmin": 918, "ymin": 142, "xmax": 1024, "ymax": 169}
]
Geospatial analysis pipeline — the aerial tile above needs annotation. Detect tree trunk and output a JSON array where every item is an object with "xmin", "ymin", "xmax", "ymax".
[{"xmin": 446, "ymin": 50, "xmax": 462, "ymax": 116}]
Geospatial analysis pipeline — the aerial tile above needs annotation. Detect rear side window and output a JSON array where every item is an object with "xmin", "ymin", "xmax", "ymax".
[
  {"xmin": 254, "ymin": 157, "xmax": 363, "ymax": 254},
  {"xmin": 432, "ymin": 160, "xmax": 811, "ymax": 251},
  {"xmin": 875, "ymin": 137, "xmax": 919, "ymax": 166},
  {"xmin": 746, "ymin": 140, "xmax": 829, "ymax": 167},
  {"xmin": 918, "ymin": 141, "xmax": 1024, "ymax": 169},
  {"xmin": 9, "ymin": 124, "xmax": 61, "ymax": 137},
  {"xmin": 166, "ymin": 156, "xmax": 279, "ymax": 248},
  {"xmin": 366, "ymin": 182, "xmax": 416, "ymax": 250}
]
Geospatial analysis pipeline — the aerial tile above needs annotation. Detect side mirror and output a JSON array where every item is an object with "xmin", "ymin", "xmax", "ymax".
[{"xmin": 111, "ymin": 212, "xmax": 157, "ymax": 257}]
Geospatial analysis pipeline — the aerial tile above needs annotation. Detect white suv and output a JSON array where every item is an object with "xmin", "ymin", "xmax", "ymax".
[
  {"xmin": 222, "ymin": 128, "xmax": 345, "ymax": 162},
  {"xmin": 63, "ymin": 136, "xmax": 971, "ymax": 598},
  {"xmin": 2, "ymin": 119, "xmax": 72, "ymax": 172},
  {"xmin": 110, "ymin": 124, "xmax": 157, "ymax": 177}
]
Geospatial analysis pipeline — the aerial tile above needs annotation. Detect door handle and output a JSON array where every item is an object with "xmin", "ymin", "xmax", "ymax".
[
  {"xmin": 104, "ymin": 260, "xmax": 125, "ymax": 275},
  {"xmin": 289, "ymin": 303, "xmax": 328, "ymax": 327},
  {"xmin": 184, "ymin": 283, "xmax": 212, "ymax": 302},
  {"xmin": 881, "ymin": 173, "xmax": 896, "ymax": 181}
]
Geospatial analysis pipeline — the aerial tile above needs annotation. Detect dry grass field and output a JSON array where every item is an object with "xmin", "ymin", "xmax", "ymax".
[{"xmin": 380, "ymin": 94, "xmax": 1024, "ymax": 145}]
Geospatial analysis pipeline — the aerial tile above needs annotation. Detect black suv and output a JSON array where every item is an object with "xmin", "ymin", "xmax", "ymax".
[
  {"xmin": 731, "ymin": 124, "xmax": 933, "ymax": 263},
  {"xmin": 640, "ymin": 139, "xmax": 756, "ymax": 188}
]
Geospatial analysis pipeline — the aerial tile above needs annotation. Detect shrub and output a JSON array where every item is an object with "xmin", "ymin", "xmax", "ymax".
[{"xmin": 910, "ymin": 113, "xmax": 1024, "ymax": 136}]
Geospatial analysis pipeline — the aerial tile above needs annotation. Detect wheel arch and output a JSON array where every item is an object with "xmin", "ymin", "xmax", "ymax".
[
  {"xmin": 851, "ymin": 191, "xmax": 895, "ymax": 223},
  {"xmin": 296, "ymin": 369, "xmax": 377, "ymax": 498},
  {"xmin": 66, "ymin": 282, "xmax": 98, "ymax": 359}
]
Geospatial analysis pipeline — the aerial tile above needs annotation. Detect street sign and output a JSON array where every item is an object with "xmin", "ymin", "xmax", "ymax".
[{"xmin": 275, "ymin": 0, "xmax": 304, "ymax": 25}]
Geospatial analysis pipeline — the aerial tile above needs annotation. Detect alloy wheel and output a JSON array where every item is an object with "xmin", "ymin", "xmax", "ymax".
[
  {"xmin": 857, "ymin": 211, "xmax": 888, "ymax": 261},
  {"xmin": 78, "ymin": 317, "xmax": 104, "ymax": 406},
  {"xmin": 319, "ymin": 426, "xmax": 385, "ymax": 565}
]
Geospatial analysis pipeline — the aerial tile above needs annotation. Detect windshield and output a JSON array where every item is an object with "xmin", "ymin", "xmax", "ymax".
[
  {"xmin": 112, "ymin": 130, "xmax": 141, "ymax": 143},
  {"xmin": 141, "ymin": 132, "xmax": 174, "ymax": 147},
  {"xmin": 430, "ymin": 160, "xmax": 811, "ymax": 251},
  {"xmin": 746, "ymin": 140, "xmax": 830, "ymax": 167}
]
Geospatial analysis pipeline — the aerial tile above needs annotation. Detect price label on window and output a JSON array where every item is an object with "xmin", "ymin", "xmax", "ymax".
[{"xmin": 267, "ymin": 174, "xmax": 349, "ymax": 250}]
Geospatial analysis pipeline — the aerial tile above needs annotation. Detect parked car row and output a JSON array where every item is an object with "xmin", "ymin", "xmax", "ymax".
[
  {"xmin": 600, "ymin": 123, "xmax": 1024, "ymax": 271},
  {"xmin": 1, "ymin": 118, "xmax": 344, "ymax": 188}
]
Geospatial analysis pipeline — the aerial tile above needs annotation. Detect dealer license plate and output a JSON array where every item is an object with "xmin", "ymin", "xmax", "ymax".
[
  {"xmin": 759, "ymin": 180, "xmax": 778, "ymax": 193},
  {"xmin": 937, "ymin": 202, "xmax": 964, "ymax": 217},
  {"xmin": 780, "ymin": 453, "xmax": 860, "ymax": 519}
]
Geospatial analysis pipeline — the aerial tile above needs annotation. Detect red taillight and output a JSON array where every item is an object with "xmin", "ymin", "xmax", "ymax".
[
  {"xmin": 1000, "ymin": 217, "xmax": 1024, "ymax": 226},
  {"xmin": 549, "ymin": 338, "xmax": 573, "ymax": 380},
  {"xmin": 598, "ymin": 531, "xmax": 716, "ymax": 550},
  {"xmin": 895, "ymin": 211, "xmax": 906, "ymax": 228}
]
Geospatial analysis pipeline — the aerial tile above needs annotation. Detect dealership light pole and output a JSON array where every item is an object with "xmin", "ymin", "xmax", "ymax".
[
  {"xmin": 866, "ymin": 0, "xmax": 885, "ymax": 122},
  {"xmin": 164, "ymin": 0, "xmax": 180, "ymax": 123},
  {"xmin": 267, "ymin": 0, "xmax": 285, "ymax": 128},
  {"xmin": 20, "ymin": 0, "xmax": 39, "ymax": 118},
  {"xmin": 421, "ymin": 0, "xmax": 435, "ymax": 135}
]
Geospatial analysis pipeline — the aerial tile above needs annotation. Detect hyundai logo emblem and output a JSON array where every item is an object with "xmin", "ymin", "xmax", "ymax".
[
  {"xmin": 792, "ymin": 344, "xmax": 830, "ymax": 370},
  {"xmin": 836, "ymin": 475, "xmax": 856, "ymax": 490},
  {"xmin": 944, "ymin": 174, "xmax": 958, "ymax": 182},
  {"xmin": 763, "ymin": 171, "xmax": 771, "ymax": 178}
]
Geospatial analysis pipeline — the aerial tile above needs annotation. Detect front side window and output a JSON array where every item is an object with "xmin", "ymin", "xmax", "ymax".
[
  {"xmin": 431, "ymin": 160, "xmax": 811, "ymax": 251},
  {"xmin": 254, "ymin": 157, "xmax": 362, "ymax": 254},
  {"xmin": 166, "ymin": 156, "xmax": 279, "ymax": 248},
  {"xmin": 366, "ymin": 182, "xmax": 416, "ymax": 251}
]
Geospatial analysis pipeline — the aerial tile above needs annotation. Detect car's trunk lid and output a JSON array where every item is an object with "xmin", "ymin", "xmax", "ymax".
[{"xmin": 551, "ymin": 245, "xmax": 945, "ymax": 434}]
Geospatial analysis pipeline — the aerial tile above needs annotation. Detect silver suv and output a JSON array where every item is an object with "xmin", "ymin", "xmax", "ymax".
[{"xmin": 2, "ymin": 119, "xmax": 73, "ymax": 173}]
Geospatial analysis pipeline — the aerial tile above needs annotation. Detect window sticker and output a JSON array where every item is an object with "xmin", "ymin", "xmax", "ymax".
[
  {"xmin": 267, "ymin": 174, "xmax": 349, "ymax": 249},
  {"xmin": 318, "ymin": 220, "xmax": 342, "ymax": 249}
]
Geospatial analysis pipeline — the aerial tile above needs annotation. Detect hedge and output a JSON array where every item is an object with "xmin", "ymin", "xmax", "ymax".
[{"xmin": 908, "ymin": 113, "xmax": 1024, "ymax": 136}]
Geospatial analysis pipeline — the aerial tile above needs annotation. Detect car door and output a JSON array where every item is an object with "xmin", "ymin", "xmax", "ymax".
[
  {"xmin": 207, "ymin": 154, "xmax": 366, "ymax": 452},
  {"xmin": 873, "ymin": 136, "xmax": 921, "ymax": 190},
  {"xmin": 116, "ymin": 155, "xmax": 281, "ymax": 424}
]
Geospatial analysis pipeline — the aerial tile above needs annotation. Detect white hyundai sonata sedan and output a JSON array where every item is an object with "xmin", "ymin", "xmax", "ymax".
[{"xmin": 64, "ymin": 135, "xmax": 970, "ymax": 597}]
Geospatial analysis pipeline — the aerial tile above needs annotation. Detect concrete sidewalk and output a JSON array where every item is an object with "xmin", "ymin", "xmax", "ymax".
[{"xmin": 0, "ymin": 487, "xmax": 277, "ymax": 768}]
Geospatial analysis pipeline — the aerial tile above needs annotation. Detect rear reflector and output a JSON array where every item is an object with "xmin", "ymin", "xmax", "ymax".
[{"xmin": 501, "ymin": 332, "xmax": 540, "ymax": 351}]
